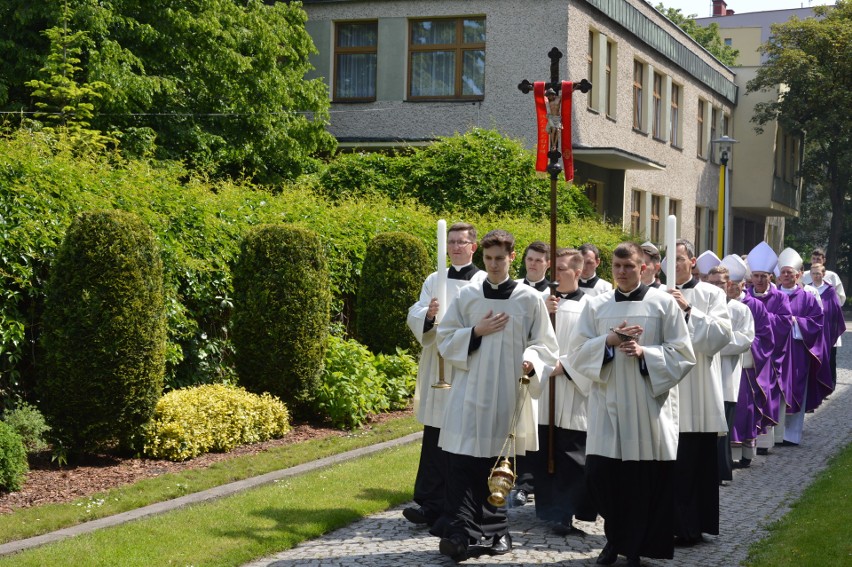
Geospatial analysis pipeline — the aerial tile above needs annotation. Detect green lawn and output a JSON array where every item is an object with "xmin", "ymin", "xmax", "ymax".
[
  {"xmin": 745, "ymin": 440, "xmax": 852, "ymax": 566},
  {"xmin": 0, "ymin": 414, "xmax": 421, "ymax": 544},
  {"xmin": 0, "ymin": 442, "xmax": 421, "ymax": 566}
]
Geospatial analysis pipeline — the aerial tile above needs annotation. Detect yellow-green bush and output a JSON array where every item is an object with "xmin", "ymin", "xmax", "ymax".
[{"xmin": 143, "ymin": 384, "xmax": 290, "ymax": 461}]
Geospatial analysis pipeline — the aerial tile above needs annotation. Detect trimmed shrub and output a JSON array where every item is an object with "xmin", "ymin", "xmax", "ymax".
[
  {"xmin": 39, "ymin": 210, "xmax": 167, "ymax": 454},
  {"xmin": 2, "ymin": 402, "xmax": 50, "ymax": 453},
  {"xmin": 232, "ymin": 224, "xmax": 331, "ymax": 419},
  {"xmin": 143, "ymin": 383, "xmax": 290, "ymax": 461},
  {"xmin": 0, "ymin": 421, "xmax": 28, "ymax": 492},
  {"xmin": 356, "ymin": 232, "xmax": 430, "ymax": 355}
]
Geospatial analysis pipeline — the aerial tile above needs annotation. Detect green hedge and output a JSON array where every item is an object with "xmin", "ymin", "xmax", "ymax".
[
  {"xmin": 0, "ymin": 128, "xmax": 627, "ymax": 410},
  {"xmin": 232, "ymin": 224, "xmax": 330, "ymax": 419},
  {"xmin": 356, "ymin": 232, "xmax": 430, "ymax": 355},
  {"xmin": 39, "ymin": 210, "xmax": 167, "ymax": 454}
]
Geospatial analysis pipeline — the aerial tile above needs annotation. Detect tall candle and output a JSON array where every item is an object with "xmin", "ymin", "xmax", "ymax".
[
  {"xmin": 436, "ymin": 220, "xmax": 447, "ymax": 322},
  {"xmin": 666, "ymin": 215, "xmax": 677, "ymax": 290}
]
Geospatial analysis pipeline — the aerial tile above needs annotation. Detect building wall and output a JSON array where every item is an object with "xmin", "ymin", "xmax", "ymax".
[{"xmin": 303, "ymin": 0, "xmax": 740, "ymax": 248}]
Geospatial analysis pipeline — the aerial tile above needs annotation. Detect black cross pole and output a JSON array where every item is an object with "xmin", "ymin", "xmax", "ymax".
[{"xmin": 518, "ymin": 47, "xmax": 591, "ymax": 474}]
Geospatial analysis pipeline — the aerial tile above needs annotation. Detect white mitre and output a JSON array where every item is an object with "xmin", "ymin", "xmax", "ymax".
[
  {"xmin": 746, "ymin": 241, "xmax": 778, "ymax": 274},
  {"xmin": 777, "ymin": 247, "xmax": 803, "ymax": 271},
  {"xmin": 720, "ymin": 254, "xmax": 748, "ymax": 282},
  {"xmin": 695, "ymin": 250, "xmax": 721, "ymax": 276}
]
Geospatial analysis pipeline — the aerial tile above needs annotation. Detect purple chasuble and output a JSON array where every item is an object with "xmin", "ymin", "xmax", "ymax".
[
  {"xmin": 732, "ymin": 295, "xmax": 774, "ymax": 443},
  {"xmin": 781, "ymin": 287, "xmax": 824, "ymax": 414},
  {"xmin": 746, "ymin": 286, "xmax": 792, "ymax": 426},
  {"xmin": 810, "ymin": 284, "xmax": 845, "ymax": 410}
]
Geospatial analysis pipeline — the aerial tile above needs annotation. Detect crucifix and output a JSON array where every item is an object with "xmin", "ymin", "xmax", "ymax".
[{"xmin": 518, "ymin": 47, "xmax": 591, "ymax": 474}]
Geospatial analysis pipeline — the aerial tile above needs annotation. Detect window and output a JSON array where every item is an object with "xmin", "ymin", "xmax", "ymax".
[
  {"xmin": 631, "ymin": 190, "xmax": 643, "ymax": 235},
  {"xmin": 633, "ymin": 60, "xmax": 644, "ymax": 130},
  {"xmin": 697, "ymin": 99, "xmax": 705, "ymax": 157},
  {"xmin": 707, "ymin": 209, "xmax": 716, "ymax": 253},
  {"xmin": 670, "ymin": 83, "xmax": 680, "ymax": 146},
  {"xmin": 409, "ymin": 17, "xmax": 485, "ymax": 100},
  {"xmin": 605, "ymin": 41, "xmax": 614, "ymax": 117},
  {"xmin": 669, "ymin": 198, "xmax": 679, "ymax": 219},
  {"xmin": 695, "ymin": 207, "xmax": 703, "ymax": 250},
  {"xmin": 652, "ymin": 72, "xmax": 663, "ymax": 139},
  {"xmin": 650, "ymin": 195, "xmax": 661, "ymax": 243},
  {"xmin": 776, "ymin": 130, "xmax": 798, "ymax": 182},
  {"xmin": 587, "ymin": 31, "xmax": 594, "ymax": 110},
  {"xmin": 334, "ymin": 21, "xmax": 378, "ymax": 101},
  {"xmin": 584, "ymin": 180, "xmax": 604, "ymax": 214},
  {"xmin": 724, "ymin": 38, "xmax": 732, "ymax": 46},
  {"xmin": 710, "ymin": 107, "xmax": 719, "ymax": 162}
]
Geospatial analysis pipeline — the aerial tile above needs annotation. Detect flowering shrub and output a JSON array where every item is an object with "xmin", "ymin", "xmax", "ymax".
[{"xmin": 143, "ymin": 384, "xmax": 290, "ymax": 461}]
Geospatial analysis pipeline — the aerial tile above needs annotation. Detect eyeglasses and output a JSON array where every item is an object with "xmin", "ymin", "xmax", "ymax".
[{"xmin": 448, "ymin": 240, "xmax": 473, "ymax": 247}]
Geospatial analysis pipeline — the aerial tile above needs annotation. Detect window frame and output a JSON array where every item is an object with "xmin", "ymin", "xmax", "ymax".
[
  {"xmin": 670, "ymin": 83, "xmax": 681, "ymax": 147},
  {"xmin": 652, "ymin": 72, "xmax": 663, "ymax": 140},
  {"xmin": 633, "ymin": 60, "xmax": 644, "ymax": 130},
  {"xmin": 605, "ymin": 40, "xmax": 614, "ymax": 117},
  {"xmin": 333, "ymin": 20, "xmax": 379, "ymax": 102},
  {"xmin": 650, "ymin": 194, "xmax": 661, "ymax": 243},
  {"xmin": 631, "ymin": 189, "xmax": 643, "ymax": 236},
  {"xmin": 697, "ymin": 99, "xmax": 706, "ymax": 158},
  {"xmin": 695, "ymin": 207, "xmax": 703, "ymax": 251},
  {"xmin": 407, "ymin": 17, "xmax": 486, "ymax": 101}
]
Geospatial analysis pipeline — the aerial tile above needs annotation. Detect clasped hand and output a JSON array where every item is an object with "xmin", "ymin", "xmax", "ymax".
[
  {"xmin": 473, "ymin": 309, "xmax": 508, "ymax": 337},
  {"xmin": 606, "ymin": 321, "xmax": 644, "ymax": 358}
]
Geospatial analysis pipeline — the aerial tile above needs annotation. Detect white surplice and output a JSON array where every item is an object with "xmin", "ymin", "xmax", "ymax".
[
  {"xmin": 719, "ymin": 298, "xmax": 755, "ymax": 402},
  {"xmin": 407, "ymin": 269, "xmax": 486, "ymax": 427},
  {"xmin": 567, "ymin": 287, "xmax": 696, "ymax": 461},
  {"xmin": 437, "ymin": 282, "xmax": 559, "ymax": 458},
  {"xmin": 539, "ymin": 292, "xmax": 593, "ymax": 431},
  {"xmin": 678, "ymin": 281, "xmax": 733, "ymax": 433}
]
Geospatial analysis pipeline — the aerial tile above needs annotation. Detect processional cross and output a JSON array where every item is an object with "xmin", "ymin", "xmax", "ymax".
[{"xmin": 518, "ymin": 47, "xmax": 591, "ymax": 473}]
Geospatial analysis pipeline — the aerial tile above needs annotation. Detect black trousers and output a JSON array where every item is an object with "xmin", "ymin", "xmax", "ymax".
[
  {"xmin": 443, "ymin": 452, "xmax": 509, "ymax": 544},
  {"xmin": 717, "ymin": 402, "xmax": 736, "ymax": 481},
  {"xmin": 533, "ymin": 424, "xmax": 596, "ymax": 524},
  {"xmin": 412, "ymin": 425, "xmax": 448, "ymax": 522},
  {"xmin": 586, "ymin": 455, "xmax": 675, "ymax": 560},
  {"xmin": 674, "ymin": 432, "xmax": 720, "ymax": 540}
]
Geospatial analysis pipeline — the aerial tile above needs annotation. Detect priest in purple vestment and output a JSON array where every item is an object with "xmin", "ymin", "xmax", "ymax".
[
  {"xmin": 810, "ymin": 263, "xmax": 846, "ymax": 395},
  {"xmin": 745, "ymin": 242, "xmax": 792, "ymax": 452},
  {"xmin": 776, "ymin": 248, "xmax": 824, "ymax": 446},
  {"xmin": 720, "ymin": 255, "xmax": 773, "ymax": 468}
]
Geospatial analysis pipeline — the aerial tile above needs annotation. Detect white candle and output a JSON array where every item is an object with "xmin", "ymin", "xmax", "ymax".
[
  {"xmin": 436, "ymin": 220, "xmax": 447, "ymax": 322},
  {"xmin": 666, "ymin": 215, "xmax": 677, "ymax": 290}
]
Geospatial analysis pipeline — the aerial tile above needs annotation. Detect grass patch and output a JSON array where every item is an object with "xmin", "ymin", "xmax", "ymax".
[
  {"xmin": 0, "ymin": 414, "xmax": 421, "ymax": 544},
  {"xmin": 0, "ymin": 442, "xmax": 421, "ymax": 566},
  {"xmin": 745, "ymin": 440, "xmax": 852, "ymax": 566}
]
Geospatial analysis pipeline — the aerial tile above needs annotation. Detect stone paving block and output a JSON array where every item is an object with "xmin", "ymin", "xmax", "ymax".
[{"xmin": 246, "ymin": 351, "xmax": 851, "ymax": 567}]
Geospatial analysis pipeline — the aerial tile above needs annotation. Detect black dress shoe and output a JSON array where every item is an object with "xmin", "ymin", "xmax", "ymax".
[
  {"xmin": 756, "ymin": 447, "xmax": 769, "ymax": 455},
  {"xmin": 439, "ymin": 534, "xmax": 469, "ymax": 561},
  {"xmin": 402, "ymin": 506, "xmax": 429, "ymax": 525},
  {"xmin": 510, "ymin": 489, "xmax": 528, "ymax": 507},
  {"xmin": 490, "ymin": 533, "xmax": 513, "ymax": 555},
  {"xmin": 553, "ymin": 522, "xmax": 587, "ymax": 536},
  {"xmin": 596, "ymin": 542, "xmax": 618, "ymax": 565}
]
